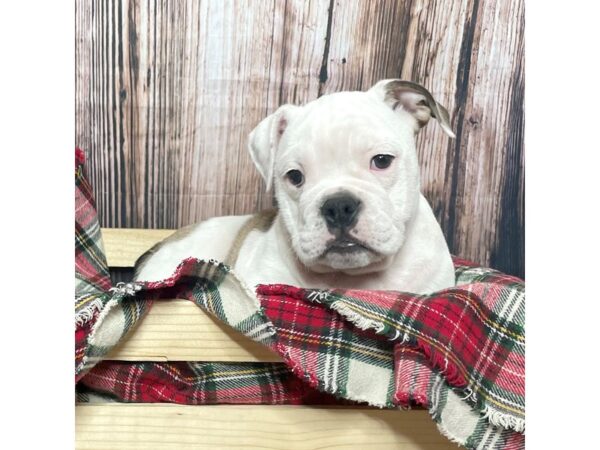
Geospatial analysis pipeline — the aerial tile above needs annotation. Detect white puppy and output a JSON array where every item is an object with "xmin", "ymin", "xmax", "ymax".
[{"xmin": 135, "ymin": 79, "xmax": 456, "ymax": 294}]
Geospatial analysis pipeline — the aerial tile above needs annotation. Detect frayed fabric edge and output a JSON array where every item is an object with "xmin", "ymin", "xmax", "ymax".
[
  {"xmin": 76, "ymin": 296, "xmax": 125, "ymax": 380},
  {"xmin": 328, "ymin": 300, "xmax": 410, "ymax": 343},
  {"xmin": 87, "ymin": 296, "xmax": 120, "ymax": 346},
  {"xmin": 435, "ymin": 421, "xmax": 468, "ymax": 447},
  {"xmin": 459, "ymin": 386, "xmax": 525, "ymax": 433},
  {"xmin": 329, "ymin": 301, "xmax": 386, "ymax": 333},
  {"xmin": 481, "ymin": 404, "xmax": 525, "ymax": 434},
  {"xmin": 75, "ymin": 297, "xmax": 104, "ymax": 326},
  {"xmin": 432, "ymin": 400, "xmax": 525, "ymax": 450},
  {"xmin": 329, "ymin": 299, "xmax": 525, "ymax": 434},
  {"xmin": 275, "ymin": 343, "xmax": 392, "ymax": 409}
]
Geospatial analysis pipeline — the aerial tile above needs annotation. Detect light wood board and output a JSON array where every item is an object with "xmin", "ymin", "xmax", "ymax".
[
  {"xmin": 107, "ymin": 300, "xmax": 282, "ymax": 362},
  {"xmin": 84, "ymin": 225, "xmax": 454, "ymax": 448},
  {"xmin": 102, "ymin": 228, "xmax": 174, "ymax": 267},
  {"xmin": 76, "ymin": 404, "xmax": 455, "ymax": 450},
  {"xmin": 101, "ymin": 228, "xmax": 282, "ymax": 362}
]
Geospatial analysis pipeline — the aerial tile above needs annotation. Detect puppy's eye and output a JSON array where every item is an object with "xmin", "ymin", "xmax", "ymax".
[
  {"xmin": 285, "ymin": 169, "xmax": 304, "ymax": 187},
  {"xmin": 370, "ymin": 154, "xmax": 395, "ymax": 170}
]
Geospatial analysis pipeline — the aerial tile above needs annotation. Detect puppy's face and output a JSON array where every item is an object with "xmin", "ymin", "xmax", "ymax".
[{"xmin": 249, "ymin": 80, "xmax": 454, "ymax": 274}]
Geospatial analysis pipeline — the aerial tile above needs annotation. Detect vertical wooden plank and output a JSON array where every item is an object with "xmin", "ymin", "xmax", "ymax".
[
  {"xmin": 77, "ymin": 0, "xmax": 331, "ymax": 227},
  {"xmin": 442, "ymin": 0, "xmax": 525, "ymax": 277},
  {"xmin": 397, "ymin": 0, "xmax": 476, "ymax": 230},
  {"xmin": 75, "ymin": 1, "xmax": 90, "ymax": 174},
  {"xmin": 187, "ymin": 0, "xmax": 330, "ymax": 221},
  {"xmin": 76, "ymin": 0, "xmax": 524, "ymax": 277},
  {"xmin": 319, "ymin": 0, "xmax": 471, "ymax": 221},
  {"xmin": 318, "ymin": 0, "xmax": 409, "ymax": 93},
  {"xmin": 319, "ymin": 0, "xmax": 524, "ymax": 277}
]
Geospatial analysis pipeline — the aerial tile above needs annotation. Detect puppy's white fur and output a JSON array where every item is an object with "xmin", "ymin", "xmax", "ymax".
[{"xmin": 135, "ymin": 80, "xmax": 456, "ymax": 294}]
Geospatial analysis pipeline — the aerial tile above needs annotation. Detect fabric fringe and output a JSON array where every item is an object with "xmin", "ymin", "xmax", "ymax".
[
  {"xmin": 75, "ymin": 297, "xmax": 104, "ymax": 326},
  {"xmin": 419, "ymin": 339, "xmax": 526, "ymax": 432},
  {"xmin": 76, "ymin": 296, "xmax": 122, "ymax": 380},
  {"xmin": 88, "ymin": 297, "xmax": 120, "ymax": 342},
  {"xmin": 481, "ymin": 404, "xmax": 525, "ymax": 434},
  {"xmin": 435, "ymin": 422, "xmax": 466, "ymax": 447},
  {"xmin": 328, "ymin": 300, "xmax": 414, "ymax": 345},
  {"xmin": 329, "ymin": 298, "xmax": 525, "ymax": 434},
  {"xmin": 109, "ymin": 281, "xmax": 142, "ymax": 296},
  {"xmin": 274, "ymin": 341, "xmax": 391, "ymax": 409},
  {"xmin": 329, "ymin": 301, "xmax": 386, "ymax": 334},
  {"xmin": 432, "ymin": 393, "xmax": 526, "ymax": 448}
]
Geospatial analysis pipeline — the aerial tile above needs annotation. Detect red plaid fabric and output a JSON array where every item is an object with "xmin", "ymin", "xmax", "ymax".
[
  {"xmin": 75, "ymin": 148, "xmax": 112, "ymax": 375},
  {"xmin": 80, "ymin": 361, "xmax": 343, "ymax": 405},
  {"xmin": 75, "ymin": 148, "xmax": 111, "ymax": 295},
  {"xmin": 260, "ymin": 277, "xmax": 524, "ymax": 449},
  {"xmin": 75, "ymin": 149, "xmax": 524, "ymax": 449}
]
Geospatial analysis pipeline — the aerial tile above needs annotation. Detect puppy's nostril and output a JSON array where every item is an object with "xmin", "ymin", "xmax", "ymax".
[
  {"xmin": 320, "ymin": 194, "xmax": 361, "ymax": 231},
  {"xmin": 325, "ymin": 207, "xmax": 337, "ymax": 221}
]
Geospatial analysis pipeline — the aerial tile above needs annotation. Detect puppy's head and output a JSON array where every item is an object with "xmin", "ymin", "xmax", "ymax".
[{"xmin": 248, "ymin": 79, "xmax": 454, "ymax": 274}]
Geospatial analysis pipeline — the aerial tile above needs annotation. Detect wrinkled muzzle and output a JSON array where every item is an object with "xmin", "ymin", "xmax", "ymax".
[{"xmin": 284, "ymin": 185, "xmax": 406, "ymax": 271}]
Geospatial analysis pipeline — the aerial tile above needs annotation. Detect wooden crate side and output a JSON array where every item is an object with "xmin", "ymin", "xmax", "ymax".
[
  {"xmin": 102, "ymin": 228, "xmax": 280, "ymax": 362},
  {"xmin": 76, "ymin": 404, "xmax": 455, "ymax": 450},
  {"xmin": 80, "ymin": 231, "xmax": 453, "ymax": 450},
  {"xmin": 102, "ymin": 228, "xmax": 175, "ymax": 268},
  {"xmin": 107, "ymin": 300, "xmax": 282, "ymax": 362}
]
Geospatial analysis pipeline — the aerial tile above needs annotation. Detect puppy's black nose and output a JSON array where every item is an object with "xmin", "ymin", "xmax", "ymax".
[{"xmin": 320, "ymin": 194, "xmax": 361, "ymax": 231}]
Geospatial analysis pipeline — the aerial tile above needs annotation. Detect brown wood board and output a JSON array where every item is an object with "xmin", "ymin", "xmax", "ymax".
[{"xmin": 76, "ymin": 0, "xmax": 524, "ymax": 278}]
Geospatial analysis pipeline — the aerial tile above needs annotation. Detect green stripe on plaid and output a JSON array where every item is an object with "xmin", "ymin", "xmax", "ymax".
[
  {"xmin": 273, "ymin": 263, "xmax": 525, "ymax": 432},
  {"xmin": 79, "ymin": 361, "xmax": 345, "ymax": 405},
  {"xmin": 75, "ymin": 148, "xmax": 524, "ymax": 450},
  {"xmin": 75, "ymin": 151, "xmax": 112, "ymax": 325}
]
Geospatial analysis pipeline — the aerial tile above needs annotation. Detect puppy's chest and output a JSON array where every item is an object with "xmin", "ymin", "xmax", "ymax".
[{"xmin": 234, "ymin": 230, "xmax": 300, "ymax": 287}]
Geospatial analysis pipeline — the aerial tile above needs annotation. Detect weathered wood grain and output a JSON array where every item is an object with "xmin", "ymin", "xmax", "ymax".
[
  {"xmin": 76, "ymin": 404, "xmax": 456, "ymax": 449},
  {"xmin": 100, "ymin": 227, "xmax": 282, "ymax": 362},
  {"xmin": 76, "ymin": 0, "xmax": 524, "ymax": 277},
  {"xmin": 76, "ymin": 0, "xmax": 329, "ymax": 230}
]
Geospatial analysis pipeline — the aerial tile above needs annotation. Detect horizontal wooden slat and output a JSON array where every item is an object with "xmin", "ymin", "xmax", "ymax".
[
  {"xmin": 107, "ymin": 300, "xmax": 282, "ymax": 362},
  {"xmin": 91, "ymin": 226, "xmax": 450, "ymax": 449},
  {"xmin": 102, "ymin": 228, "xmax": 175, "ymax": 268},
  {"xmin": 101, "ymin": 229, "xmax": 280, "ymax": 362},
  {"xmin": 76, "ymin": 404, "xmax": 454, "ymax": 449}
]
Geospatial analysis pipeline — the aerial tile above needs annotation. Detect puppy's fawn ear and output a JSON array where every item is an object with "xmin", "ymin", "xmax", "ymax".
[
  {"xmin": 248, "ymin": 104, "xmax": 299, "ymax": 191},
  {"xmin": 369, "ymin": 79, "xmax": 455, "ymax": 138}
]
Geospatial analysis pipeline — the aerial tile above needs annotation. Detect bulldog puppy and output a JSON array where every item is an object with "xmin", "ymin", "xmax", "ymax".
[{"xmin": 135, "ymin": 79, "xmax": 456, "ymax": 294}]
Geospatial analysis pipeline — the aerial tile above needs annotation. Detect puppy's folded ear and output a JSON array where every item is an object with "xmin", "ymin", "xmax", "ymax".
[
  {"xmin": 248, "ymin": 104, "xmax": 299, "ymax": 191},
  {"xmin": 369, "ymin": 79, "xmax": 455, "ymax": 138}
]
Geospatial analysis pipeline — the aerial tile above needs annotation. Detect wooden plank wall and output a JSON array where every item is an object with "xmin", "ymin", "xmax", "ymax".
[{"xmin": 75, "ymin": 0, "xmax": 524, "ymax": 278}]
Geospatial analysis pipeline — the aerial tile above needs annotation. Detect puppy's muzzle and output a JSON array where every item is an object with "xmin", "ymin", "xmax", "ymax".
[{"xmin": 320, "ymin": 193, "xmax": 362, "ymax": 234}]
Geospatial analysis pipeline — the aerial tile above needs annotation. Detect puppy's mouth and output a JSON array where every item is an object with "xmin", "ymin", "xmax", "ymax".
[{"xmin": 325, "ymin": 236, "xmax": 371, "ymax": 254}]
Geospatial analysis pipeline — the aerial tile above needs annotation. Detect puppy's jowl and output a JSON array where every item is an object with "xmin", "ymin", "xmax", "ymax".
[{"xmin": 135, "ymin": 79, "xmax": 456, "ymax": 294}]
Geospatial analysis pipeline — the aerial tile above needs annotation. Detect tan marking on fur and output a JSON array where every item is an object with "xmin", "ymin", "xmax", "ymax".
[
  {"xmin": 134, "ymin": 223, "xmax": 198, "ymax": 277},
  {"xmin": 384, "ymin": 80, "xmax": 453, "ymax": 134},
  {"xmin": 224, "ymin": 209, "xmax": 278, "ymax": 267},
  {"xmin": 133, "ymin": 210, "xmax": 279, "ymax": 277}
]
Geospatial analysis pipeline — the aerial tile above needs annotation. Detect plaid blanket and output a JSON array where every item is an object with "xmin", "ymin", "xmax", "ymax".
[{"xmin": 75, "ymin": 149, "xmax": 525, "ymax": 450}]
